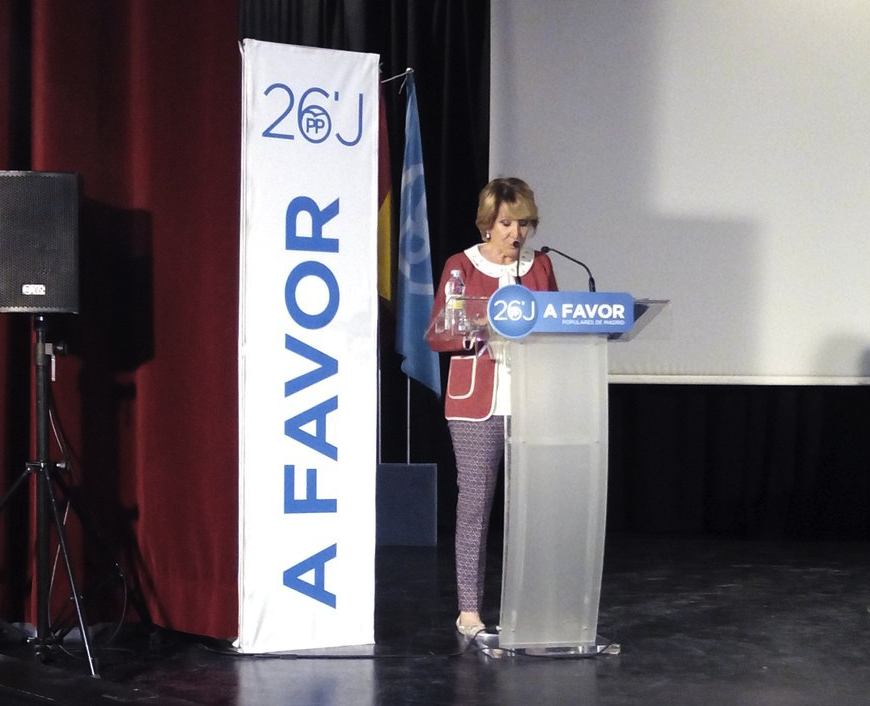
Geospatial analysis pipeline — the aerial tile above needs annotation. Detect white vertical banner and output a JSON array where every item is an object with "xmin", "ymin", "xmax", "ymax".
[{"xmin": 238, "ymin": 39, "xmax": 379, "ymax": 653}]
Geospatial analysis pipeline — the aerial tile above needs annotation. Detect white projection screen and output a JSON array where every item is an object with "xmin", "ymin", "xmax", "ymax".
[{"xmin": 491, "ymin": 1, "xmax": 870, "ymax": 384}]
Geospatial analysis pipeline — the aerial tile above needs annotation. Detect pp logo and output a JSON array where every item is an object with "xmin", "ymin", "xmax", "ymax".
[
  {"xmin": 299, "ymin": 101, "xmax": 331, "ymax": 143},
  {"xmin": 488, "ymin": 285, "xmax": 537, "ymax": 338}
]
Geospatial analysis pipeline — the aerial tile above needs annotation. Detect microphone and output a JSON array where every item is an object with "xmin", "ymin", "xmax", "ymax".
[
  {"xmin": 512, "ymin": 241, "xmax": 521, "ymax": 284},
  {"xmin": 540, "ymin": 246, "xmax": 596, "ymax": 292}
]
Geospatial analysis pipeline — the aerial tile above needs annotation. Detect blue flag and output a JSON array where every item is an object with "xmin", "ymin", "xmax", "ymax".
[{"xmin": 396, "ymin": 76, "xmax": 441, "ymax": 396}]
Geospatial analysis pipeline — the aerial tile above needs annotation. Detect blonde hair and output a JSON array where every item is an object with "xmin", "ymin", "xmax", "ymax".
[{"xmin": 475, "ymin": 177, "xmax": 539, "ymax": 238}]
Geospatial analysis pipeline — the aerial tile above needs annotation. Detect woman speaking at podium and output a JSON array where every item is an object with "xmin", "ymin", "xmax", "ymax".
[{"xmin": 427, "ymin": 177, "xmax": 558, "ymax": 636}]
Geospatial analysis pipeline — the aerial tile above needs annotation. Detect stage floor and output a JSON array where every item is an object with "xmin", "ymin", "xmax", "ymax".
[{"xmin": 1, "ymin": 534, "xmax": 870, "ymax": 706}]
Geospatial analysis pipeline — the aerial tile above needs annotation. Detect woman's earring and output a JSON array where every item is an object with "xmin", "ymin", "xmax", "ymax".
[{"xmin": 484, "ymin": 232, "xmax": 491, "ymax": 241}]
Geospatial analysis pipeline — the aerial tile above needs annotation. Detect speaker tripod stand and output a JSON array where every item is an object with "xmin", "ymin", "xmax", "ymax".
[{"xmin": 0, "ymin": 314, "xmax": 98, "ymax": 677}]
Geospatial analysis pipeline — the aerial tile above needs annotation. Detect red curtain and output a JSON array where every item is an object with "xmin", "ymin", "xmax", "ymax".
[{"xmin": 1, "ymin": 0, "xmax": 241, "ymax": 637}]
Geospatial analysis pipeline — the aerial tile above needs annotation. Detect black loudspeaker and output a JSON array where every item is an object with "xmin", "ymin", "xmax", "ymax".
[{"xmin": 0, "ymin": 171, "xmax": 80, "ymax": 314}]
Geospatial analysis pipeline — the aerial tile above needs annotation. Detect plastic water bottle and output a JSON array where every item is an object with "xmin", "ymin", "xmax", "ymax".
[{"xmin": 444, "ymin": 269, "xmax": 467, "ymax": 334}]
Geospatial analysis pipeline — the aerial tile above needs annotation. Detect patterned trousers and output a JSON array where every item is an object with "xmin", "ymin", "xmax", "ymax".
[{"xmin": 448, "ymin": 415, "xmax": 505, "ymax": 612}]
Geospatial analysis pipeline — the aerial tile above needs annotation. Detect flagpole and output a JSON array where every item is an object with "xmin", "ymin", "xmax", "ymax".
[
  {"xmin": 395, "ymin": 73, "xmax": 441, "ymax": 469},
  {"xmin": 406, "ymin": 377, "xmax": 411, "ymax": 465},
  {"xmin": 381, "ymin": 67, "xmax": 413, "ymax": 86},
  {"xmin": 377, "ymin": 350, "xmax": 382, "ymax": 464}
]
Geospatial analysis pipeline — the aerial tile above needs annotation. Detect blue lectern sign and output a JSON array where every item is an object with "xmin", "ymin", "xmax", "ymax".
[{"xmin": 487, "ymin": 285, "xmax": 634, "ymax": 339}]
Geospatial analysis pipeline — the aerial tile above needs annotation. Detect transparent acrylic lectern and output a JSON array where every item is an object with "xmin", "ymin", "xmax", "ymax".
[
  {"xmin": 496, "ymin": 298, "xmax": 667, "ymax": 655},
  {"xmin": 428, "ymin": 289, "xmax": 666, "ymax": 656},
  {"xmin": 499, "ymin": 333, "xmax": 608, "ymax": 653}
]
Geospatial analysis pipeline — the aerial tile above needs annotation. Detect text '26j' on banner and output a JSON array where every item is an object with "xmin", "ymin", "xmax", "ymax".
[{"xmin": 238, "ymin": 39, "xmax": 379, "ymax": 653}]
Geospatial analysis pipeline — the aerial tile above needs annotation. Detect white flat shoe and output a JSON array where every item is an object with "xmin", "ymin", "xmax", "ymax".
[{"xmin": 455, "ymin": 617, "xmax": 485, "ymax": 637}]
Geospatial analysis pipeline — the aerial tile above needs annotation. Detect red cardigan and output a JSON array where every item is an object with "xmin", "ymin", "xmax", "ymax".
[{"xmin": 427, "ymin": 247, "xmax": 557, "ymax": 420}]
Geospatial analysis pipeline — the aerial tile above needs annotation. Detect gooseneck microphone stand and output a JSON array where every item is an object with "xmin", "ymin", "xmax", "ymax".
[{"xmin": 0, "ymin": 314, "xmax": 98, "ymax": 677}]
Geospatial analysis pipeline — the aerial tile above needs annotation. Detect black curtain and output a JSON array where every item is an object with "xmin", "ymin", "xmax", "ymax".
[
  {"xmin": 609, "ymin": 384, "xmax": 870, "ymax": 539},
  {"xmin": 239, "ymin": 1, "xmax": 870, "ymax": 542}
]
